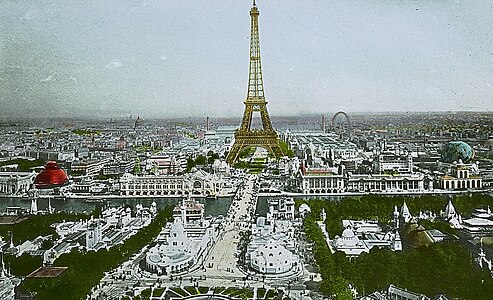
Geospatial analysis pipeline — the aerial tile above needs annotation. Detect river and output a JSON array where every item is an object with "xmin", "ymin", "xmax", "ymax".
[{"xmin": 0, "ymin": 196, "xmax": 233, "ymax": 217}]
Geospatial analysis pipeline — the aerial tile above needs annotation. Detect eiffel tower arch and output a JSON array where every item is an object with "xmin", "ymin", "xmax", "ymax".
[{"xmin": 226, "ymin": 1, "xmax": 284, "ymax": 165}]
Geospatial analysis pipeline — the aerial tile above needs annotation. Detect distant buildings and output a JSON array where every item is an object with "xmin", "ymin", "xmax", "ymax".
[
  {"xmin": 373, "ymin": 151, "xmax": 413, "ymax": 174},
  {"xmin": 145, "ymin": 153, "xmax": 186, "ymax": 175},
  {"xmin": 70, "ymin": 158, "xmax": 111, "ymax": 176},
  {"xmin": 295, "ymin": 164, "xmax": 430, "ymax": 195}
]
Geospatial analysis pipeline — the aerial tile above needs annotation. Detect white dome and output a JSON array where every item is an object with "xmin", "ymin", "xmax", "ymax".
[
  {"xmin": 342, "ymin": 228, "xmax": 355, "ymax": 238},
  {"xmin": 257, "ymin": 240, "xmax": 293, "ymax": 261},
  {"xmin": 337, "ymin": 227, "xmax": 360, "ymax": 248},
  {"xmin": 148, "ymin": 253, "xmax": 161, "ymax": 264},
  {"xmin": 170, "ymin": 217, "xmax": 185, "ymax": 234},
  {"xmin": 299, "ymin": 204, "xmax": 311, "ymax": 214},
  {"xmin": 212, "ymin": 160, "xmax": 221, "ymax": 168}
]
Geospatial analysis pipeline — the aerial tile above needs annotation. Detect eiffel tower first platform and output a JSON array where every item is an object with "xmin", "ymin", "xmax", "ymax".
[{"xmin": 226, "ymin": 1, "xmax": 284, "ymax": 165}]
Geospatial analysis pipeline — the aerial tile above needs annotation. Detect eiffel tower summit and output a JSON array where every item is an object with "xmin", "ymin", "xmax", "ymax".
[{"xmin": 226, "ymin": 1, "xmax": 284, "ymax": 165}]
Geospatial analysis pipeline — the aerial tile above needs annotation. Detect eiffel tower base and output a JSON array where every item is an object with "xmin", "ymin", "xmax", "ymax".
[{"xmin": 226, "ymin": 131, "xmax": 284, "ymax": 165}]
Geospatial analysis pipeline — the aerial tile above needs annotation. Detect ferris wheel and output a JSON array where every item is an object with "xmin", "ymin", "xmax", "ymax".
[{"xmin": 331, "ymin": 111, "xmax": 351, "ymax": 131}]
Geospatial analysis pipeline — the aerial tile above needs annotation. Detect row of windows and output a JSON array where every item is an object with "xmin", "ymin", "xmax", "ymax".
[
  {"xmin": 347, "ymin": 181, "xmax": 421, "ymax": 190},
  {"xmin": 126, "ymin": 184, "xmax": 183, "ymax": 190},
  {"xmin": 306, "ymin": 178, "xmax": 342, "ymax": 189},
  {"xmin": 443, "ymin": 179, "xmax": 481, "ymax": 190}
]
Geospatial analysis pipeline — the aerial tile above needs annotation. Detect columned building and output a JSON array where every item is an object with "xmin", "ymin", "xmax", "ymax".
[
  {"xmin": 119, "ymin": 170, "xmax": 234, "ymax": 197},
  {"xmin": 0, "ymin": 172, "xmax": 35, "ymax": 195},
  {"xmin": 346, "ymin": 173, "xmax": 426, "ymax": 193},
  {"xmin": 297, "ymin": 166, "xmax": 345, "ymax": 194},
  {"xmin": 440, "ymin": 160, "xmax": 482, "ymax": 190}
]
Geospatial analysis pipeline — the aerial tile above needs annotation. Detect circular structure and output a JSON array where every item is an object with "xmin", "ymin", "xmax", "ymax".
[
  {"xmin": 334, "ymin": 226, "xmax": 361, "ymax": 249},
  {"xmin": 34, "ymin": 161, "xmax": 69, "ymax": 189},
  {"xmin": 250, "ymin": 239, "xmax": 299, "ymax": 274},
  {"xmin": 440, "ymin": 141, "xmax": 474, "ymax": 163},
  {"xmin": 331, "ymin": 111, "xmax": 351, "ymax": 131}
]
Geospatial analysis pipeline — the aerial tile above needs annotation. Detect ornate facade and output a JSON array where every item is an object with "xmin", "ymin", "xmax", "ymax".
[
  {"xmin": 119, "ymin": 170, "xmax": 234, "ymax": 197},
  {"xmin": 331, "ymin": 220, "xmax": 402, "ymax": 257},
  {"xmin": 0, "ymin": 172, "xmax": 35, "ymax": 195},
  {"xmin": 297, "ymin": 166, "xmax": 345, "ymax": 194},
  {"xmin": 439, "ymin": 160, "xmax": 482, "ymax": 190},
  {"xmin": 346, "ymin": 173, "xmax": 427, "ymax": 193},
  {"xmin": 246, "ymin": 197, "xmax": 301, "ymax": 275},
  {"xmin": 144, "ymin": 198, "xmax": 221, "ymax": 275}
]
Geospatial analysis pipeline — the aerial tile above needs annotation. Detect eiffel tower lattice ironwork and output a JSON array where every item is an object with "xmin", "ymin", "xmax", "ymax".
[{"xmin": 226, "ymin": 1, "xmax": 284, "ymax": 164}]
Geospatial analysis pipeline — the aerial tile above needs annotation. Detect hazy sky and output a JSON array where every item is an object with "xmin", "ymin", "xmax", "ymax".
[{"xmin": 1, "ymin": 0, "xmax": 492, "ymax": 119}]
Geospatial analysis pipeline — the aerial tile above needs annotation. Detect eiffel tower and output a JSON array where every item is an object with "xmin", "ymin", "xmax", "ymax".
[{"xmin": 226, "ymin": 1, "xmax": 284, "ymax": 164}]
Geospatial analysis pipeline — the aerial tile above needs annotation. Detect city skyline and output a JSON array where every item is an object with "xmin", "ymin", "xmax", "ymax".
[{"xmin": 1, "ymin": 0, "xmax": 492, "ymax": 119}]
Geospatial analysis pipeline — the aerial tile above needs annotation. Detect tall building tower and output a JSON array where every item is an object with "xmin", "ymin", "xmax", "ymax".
[{"xmin": 226, "ymin": 1, "xmax": 284, "ymax": 164}]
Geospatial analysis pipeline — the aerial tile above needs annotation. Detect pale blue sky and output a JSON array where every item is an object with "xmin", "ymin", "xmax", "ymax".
[{"xmin": 0, "ymin": 0, "xmax": 492, "ymax": 118}]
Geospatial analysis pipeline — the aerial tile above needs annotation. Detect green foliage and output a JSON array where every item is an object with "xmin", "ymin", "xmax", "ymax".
[
  {"xmin": 300, "ymin": 194, "xmax": 493, "ymax": 237},
  {"xmin": 153, "ymin": 288, "xmax": 165, "ymax": 296},
  {"xmin": 41, "ymin": 239, "xmax": 53, "ymax": 250},
  {"xmin": 222, "ymin": 287, "xmax": 237, "ymax": 295},
  {"xmin": 234, "ymin": 160, "xmax": 266, "ymax": 171},
  {"xmin": 257, "ymin": 288, "xmax": 266, "ymax": 299},
  {"xmin": 1, "ymin": 213, "xmax": 88, "ymax": 278},
  {"xmin": 279, "ymin": 141, "xmax": 294, "ymax": 158},
  {"xmin": 186, "ymin": 152, "xmax": 219, "ymax": 172},
  {"xmin": 195, "ymin": 155, "xmax": 206, "ymax": 165},
  {"xmin": 0, "ymin": 213, "xmax": 88, "ymax": 247},
  {"xmin": 265, "ymin": 289, "xmax": 276, "ymax": 298},
  {"xmin": 207, "ymin": 151, "xmax": 220, "ymax": 164},
  {"xmin": 4, "ymin": 254, "xmax": 43, "ymax": 277},
  {"xmin": 171, "ymin": 287, "xmax": 189, "ymax": 297},
  {"xmin": 133, "ymin": 158, "xmax": 142, "ymax": 174},
  {"xmin": 302, "ymin": 193, "xmax": 493, "ymax": 299},
  {"xmin": 230, "ymin": 288, "xmax": 254, "ymax": 299},
  {"xmin": 184, "ymin": 286, "xmax": 198, "ymax": 294},
  {"xmin": 140, "ymin": 289, "xmax": 151, "ymax": 297},
  {"xmin": 419, "ymin": 219, "xmax": 458, "ymax": 236},
  {"xmin": 303, "ymin": 214, "xmax": 353, "ymax": 298},
  {"xmin": 238, "ymin": 147, "xmax": 256, "ymax": 159},
  {"xmin": 71, "ymin": 129, "xmax": 101, "ymax": 136},
  {"xmin": 186, "ymin": 157, "xmax": 195, "ymax": 172},
  {"xmin": 0, "ymin": 158, "xmax": 45, "ymax": 171},
  {"xmin": 20, "ymin": 208, "xmax": 173, "ymax": 300}
]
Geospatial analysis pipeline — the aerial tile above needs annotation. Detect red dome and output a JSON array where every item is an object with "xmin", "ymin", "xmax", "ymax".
[{"xmin": 34, "ymin": 161, "xmax": 69, "ymax": 189}]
